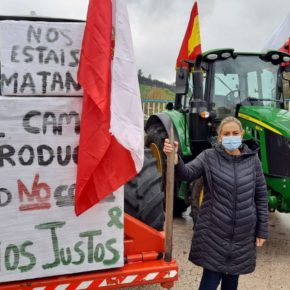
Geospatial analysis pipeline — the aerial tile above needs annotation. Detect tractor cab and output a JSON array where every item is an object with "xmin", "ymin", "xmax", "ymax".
[
  {"xmin": 174, "ymin": 49, "xmax": 290, "ymax": 156},
  {"xmin": 205, "ymin": 51, "xmax": 286, "ymax": 119},
  {"xmin": 146, "ymin": 48, "xmax": 290, "ymax": 216}
]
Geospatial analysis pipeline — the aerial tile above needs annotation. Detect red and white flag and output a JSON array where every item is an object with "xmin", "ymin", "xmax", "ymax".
[
  {"xmin": 263, "ymin": 11, "xmax": 290, "ymax": 53},
  {"xmin": 75, "ymin": 0, "xmax": 144, "ymax": 215}
]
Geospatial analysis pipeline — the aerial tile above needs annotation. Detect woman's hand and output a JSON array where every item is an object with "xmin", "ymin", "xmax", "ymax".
[
  {"xmin": 163, "ymin": 138, "xmax": 179, "ymax": 165},
  {"xmin": 256, "ymin": 237, "xmax": 266, "ymax": 247}
]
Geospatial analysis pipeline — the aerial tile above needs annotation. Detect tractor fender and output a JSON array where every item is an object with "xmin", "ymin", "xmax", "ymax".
[
  {"xmin": 145, "ymin": 113, "xmax": 173, "ymax": 138},
  {"xmin": 145, "ymin": 112, "xmax": 191, "ymax": 157},
  {"xmin": 145, "ymin": 113, "xmax": 182, "ymax": 156}
]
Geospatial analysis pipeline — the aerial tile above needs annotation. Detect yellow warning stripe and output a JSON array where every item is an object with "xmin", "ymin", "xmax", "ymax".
[{"xmin": 238, "ymin": 113, "xmax": 282, "ymax": 135}]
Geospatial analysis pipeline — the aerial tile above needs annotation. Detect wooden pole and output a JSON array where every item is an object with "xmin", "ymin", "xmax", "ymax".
[{"xmin": 165, "ymin": 124, "xmax": 175, "ymax": 262}]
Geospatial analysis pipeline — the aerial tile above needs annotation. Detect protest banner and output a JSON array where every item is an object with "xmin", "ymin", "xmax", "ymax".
[
  {"xmin": 0, "ymin": 20, "xmax": 84, "ymax": 96},
  {"xmin": 0, "ymin": 96, "xmax": 124, "ymax": 283}
]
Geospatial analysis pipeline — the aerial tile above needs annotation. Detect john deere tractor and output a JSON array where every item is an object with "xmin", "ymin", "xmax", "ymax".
[{"xmin": 145, "ymin": 48, "xmax": 290, "ymax": 217}]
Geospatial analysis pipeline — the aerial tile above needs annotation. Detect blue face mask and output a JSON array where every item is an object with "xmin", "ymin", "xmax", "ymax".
[{"xmin": 222, "ymin": 136, "xmax": 242, "ymax": 151}]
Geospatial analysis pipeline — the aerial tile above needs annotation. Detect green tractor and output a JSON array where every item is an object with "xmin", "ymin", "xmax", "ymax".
[{"xmin": 145, "ymin": 48, "xmax": 290, "ymax": 218}]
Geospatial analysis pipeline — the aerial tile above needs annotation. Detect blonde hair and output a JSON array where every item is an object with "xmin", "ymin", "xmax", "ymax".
[{"xmin": 217, "ymin": 116, "xmax": 244, "ymax": 140}]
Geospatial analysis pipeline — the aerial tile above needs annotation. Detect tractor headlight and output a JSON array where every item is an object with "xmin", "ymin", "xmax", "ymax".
[
  {"xmin": 221, "ymin": 52, "xmax": 232, "ymax": 59},
  {"xmin": 271, "ymin": 54, "xmax": 280, "ymax": 60},
  {"xmin": 263, "ymin": 50, "xmax": 290, "ymax": 64},
  {"xmin": 206, "ymin": 54, "xmax": 218, "ymax": 61},
  {"xmin": 203, "ymin": 49, "xmax": 235, "ymax": 62}
]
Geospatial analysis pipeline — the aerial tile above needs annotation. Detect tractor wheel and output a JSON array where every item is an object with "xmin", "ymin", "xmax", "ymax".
[
  {"xmin": 190, "ymin": 177, "xmax": 204, "ymax": 228},
  {"xmin": 145, "ymin": 122, "xmax": 188, "ymax": 217},
  {"xmin": 124, "ymin": 148, "xmax": 165, "ymax": 231},
  {"xmin": 145, "ymin": 123, "xmax": 167, "ymax": 186}
]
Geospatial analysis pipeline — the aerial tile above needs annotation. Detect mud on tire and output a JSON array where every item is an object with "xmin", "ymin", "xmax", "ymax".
[{"xmin": 124, "ymin": 149, "xmax": 165, "ymax": 231}]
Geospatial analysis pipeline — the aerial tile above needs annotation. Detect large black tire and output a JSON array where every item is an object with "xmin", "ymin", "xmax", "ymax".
[
  {"xmin": 145, "ymin": 122, "xmax": 188, "ymax": 217},
  {"xmin": 124, "ymin": 149, "xmax": 165, "ymax": 231}
]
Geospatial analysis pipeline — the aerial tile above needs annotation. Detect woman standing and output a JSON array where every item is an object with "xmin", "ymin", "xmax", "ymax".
[{"xmin": 163, "ymin": 116, "xmax": 268, "ymax": 290}]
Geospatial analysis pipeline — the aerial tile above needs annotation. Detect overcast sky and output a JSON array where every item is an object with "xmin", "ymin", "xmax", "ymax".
[{"xmin": 0, "ymin": 0, "xmax": 289, "ymax": 83}]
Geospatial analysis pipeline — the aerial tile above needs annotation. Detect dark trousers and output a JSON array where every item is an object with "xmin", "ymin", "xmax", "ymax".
[{"xmin": 198, "ymin": 268, "xmax": 239, "ymax": 290}]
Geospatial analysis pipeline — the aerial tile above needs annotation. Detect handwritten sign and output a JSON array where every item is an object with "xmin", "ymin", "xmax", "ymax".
[
  {"xmin": 0, "ymin": 97, "xmax": 124, "ymax": 283},
  {"xmin": 0, "ymin": 21, "xmax": 85, "ymax": 96}
]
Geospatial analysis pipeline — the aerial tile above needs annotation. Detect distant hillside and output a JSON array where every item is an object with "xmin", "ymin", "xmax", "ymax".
[{"xmin": 138, "ymin": 74, "xmax": 175, "ymax": 101}]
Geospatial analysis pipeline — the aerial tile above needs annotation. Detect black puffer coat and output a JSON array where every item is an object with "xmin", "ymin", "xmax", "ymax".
[{"xmin": 175, "ymin": 144, "xmax": 268, "ymax": 275}]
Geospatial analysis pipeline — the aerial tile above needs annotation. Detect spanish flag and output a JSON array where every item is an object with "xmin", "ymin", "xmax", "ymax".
[{"xmin": 176, "ymin": 1, "xmax": 202, "ymax": 68}]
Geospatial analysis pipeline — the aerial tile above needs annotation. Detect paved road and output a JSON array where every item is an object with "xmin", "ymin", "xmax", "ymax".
[{"xmin": 127, "ymin": 210, "xmax": 290, "ymax": 290}]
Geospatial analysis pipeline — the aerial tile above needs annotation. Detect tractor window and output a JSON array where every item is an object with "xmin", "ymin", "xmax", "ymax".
[
  {"xmin": 213, "ymin": 73, "xmax": 239, "ymax": 119},
  {"xmin": 247, "ymin": 71, "xmax": 259, "ymax": 98},
  {"xmin": 261, "ymin": 69, "xmax": 276, "ymax": 100},
  {"xmin": 282, "ymin": 71, "xmax": 290, "ymax": 110},
  {"xmin": 210, "ymin": 55, "xmax": 280, "ymax": 120},
  {"xmin": 247, "ymin": 69, "xmax": 277, "ymax": 103}
]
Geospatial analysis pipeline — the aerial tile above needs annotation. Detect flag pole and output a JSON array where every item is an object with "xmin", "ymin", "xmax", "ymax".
[{"xmin": 165, "ymin": 124, "xmax": 175, "ymax": 262}]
